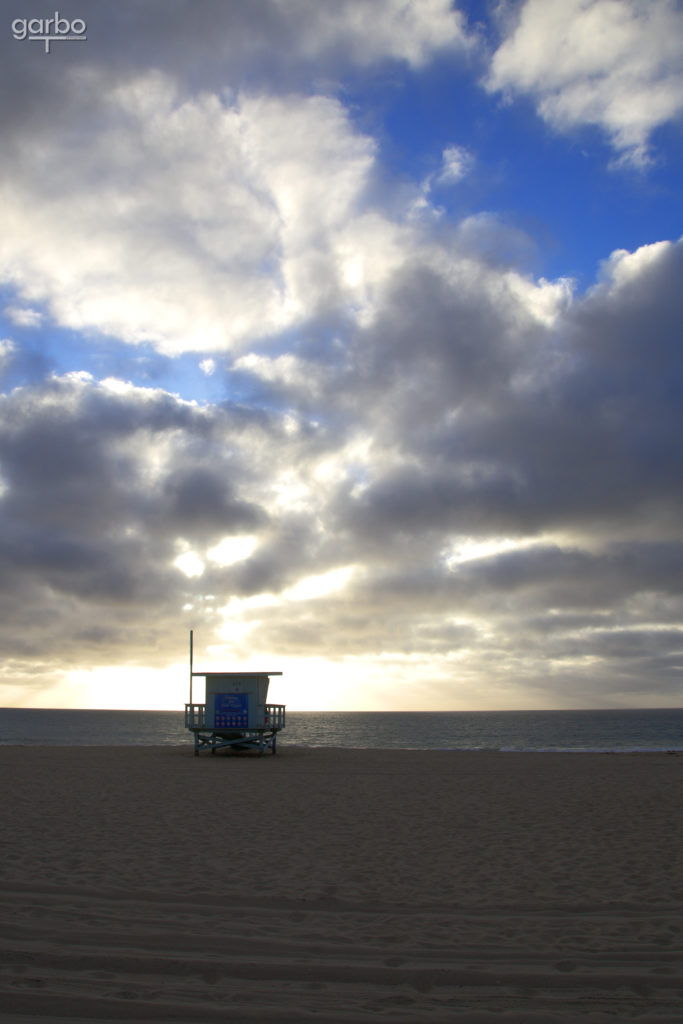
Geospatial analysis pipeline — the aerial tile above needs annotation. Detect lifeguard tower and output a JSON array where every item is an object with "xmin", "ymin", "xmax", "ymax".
[{"xmin": 184, "ymin": 632, "xmax": 286, "ymax": 756}]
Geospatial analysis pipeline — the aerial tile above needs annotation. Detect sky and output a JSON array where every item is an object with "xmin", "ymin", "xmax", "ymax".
[{"xmin": 1, "ymin": 0, "xmax": 682, "ymax": 712}]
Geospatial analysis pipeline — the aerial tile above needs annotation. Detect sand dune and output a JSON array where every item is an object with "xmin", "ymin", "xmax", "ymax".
[{"xmin": 1, "ymin": 745, "xmax": 682, "ymax": 1020}]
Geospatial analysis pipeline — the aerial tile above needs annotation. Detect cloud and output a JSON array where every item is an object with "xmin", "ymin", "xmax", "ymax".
[
  {"xmin": 3, "ymin": 306, "xmax": 43, "ymax": 328},
  {"xmin": 0, "ymin": 374, "xmax": 268, "ymax": 660},
  {"xmin": 338, "ymin": 235, "xmax": 683, "ymax": 542},
  {"xmin": 0, "ymin": 70, "xmax": 415, "ymax": 353},
  {"xmin": 294, "ymin": 235, "xmax": 681, "ymax": 699},
  {"xmin": 413, "ymin": 145, "xmax": 476, "ymax": 217},
  {"xmin": 487, "ymin": 0, "xmax": 683, "ymax": 166},
  {"xmin": 0, "ymin": 0, "xmax": 477, "ymax": 364},
  {"xmin": 1, "ymin": 1, "xmax": 681, "ymax": 709},
  {"xmin": 0, "ymin": 0, "xmax": 471, "ymax": 181},
  {"xmin": 275, "ymin": 0, "xmax": 472, "ymax": 68},
  {"xmin": 0, "ymin": 338, "xmax": 16, "ymax": 372},
  {"xmin": 1, "ymin": 233, "xmax": 682, "ymax": 704},
  {"xmin": 0, "ymin": 0, "xmax": 470, "ymax": 102},
  {"xmin": 437, "ymin": 145, "xmax": 475, "ymax": 184}
]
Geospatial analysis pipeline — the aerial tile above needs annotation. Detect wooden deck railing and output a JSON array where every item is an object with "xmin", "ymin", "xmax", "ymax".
[
  {"xmin": 184, "ymin": 703, "xmax": 286, "ymax": 731},
  {"xmin": 264, "ymin": 704, "xmax": 286, "ymax": 730},
  {"xmin": 185, "ymin": 703, "xmax": 205, "ymax": 729}
]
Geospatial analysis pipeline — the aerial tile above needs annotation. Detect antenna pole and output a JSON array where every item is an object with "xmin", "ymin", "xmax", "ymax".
[{"xmin": 189, "ymin": 629, "xmax": 194, "ymax": 705}]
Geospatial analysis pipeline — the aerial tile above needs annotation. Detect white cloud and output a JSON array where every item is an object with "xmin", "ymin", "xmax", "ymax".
[
  {"xmin": 505, "ymin": 272, "xmax": 574, "ymax": 327},
  {"xmin": 0, "ymin": 74, "xmax": 409, "ymax": 354},
  {"xmin": 438, "ymin": 144, "xmax": 474, "ymax": 184},
  {"xmin": 279, "ymin": 0, "xmax": 472, "ymax": 67},
  {"xmin": 411, "ymin": 145, "xmax": 475, "ymax": 222},
  {"xmin": 419, "ymin": 229, "xmax": 574, "ymax": 331},
  {"xmin": 235, "ymin": 353, "xmax": 322, "ymax": 391},
  {"xmin": 0, "ymin": 337, "xmax": 16, "ymax": 370},
  {"xmin": 487, "ymin": 0, "xmax": 683, "ymax": 165},
  {"xmin": 594, "ymin": 239, "xmax": 672, "ymax": 292},
  {"xmin": 3, "ymin": 305, "xmax": 43, "ymax": 327}
]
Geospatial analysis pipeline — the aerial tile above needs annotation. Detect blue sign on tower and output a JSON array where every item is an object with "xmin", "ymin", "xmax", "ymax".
[{"xmin": 214, "ymin": 692, "xmax": 249, "ymax": 729}]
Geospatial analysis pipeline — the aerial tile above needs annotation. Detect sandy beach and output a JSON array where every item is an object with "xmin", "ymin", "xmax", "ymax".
[{"xmin": 1, "ymin": 745, "xmax": 682, "ymax": 1022}]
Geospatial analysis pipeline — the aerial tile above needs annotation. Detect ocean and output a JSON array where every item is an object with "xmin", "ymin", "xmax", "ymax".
[{"xmin": 1, "ymin": 707, "xmax": 682, "ymax": 752}]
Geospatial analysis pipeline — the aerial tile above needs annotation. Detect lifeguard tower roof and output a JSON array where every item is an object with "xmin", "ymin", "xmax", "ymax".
[{"xmin": 198, "ymin": 671, "xmax": 282, "ymax": 677}]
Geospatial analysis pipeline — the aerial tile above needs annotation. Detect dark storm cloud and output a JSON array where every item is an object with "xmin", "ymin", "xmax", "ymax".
[
  {"xmin": 329, "ymin": 239, "xmax": 683, "ymax": 551},
  {"xmin": 0, "ymin": 374, "xmax": 289, "ymax": 665},
  {"xmin": 162, "ymin": 467, "xmax": 265, "ymax": 535},
  {"xmin": 226, "ymin": 516, "xmax": 325, "ymax": 595},
  {"xmin": 445, "ymin": 543, "xmax": 683, "ymax": 621}
]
